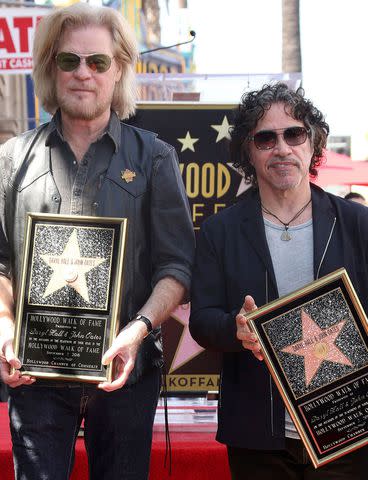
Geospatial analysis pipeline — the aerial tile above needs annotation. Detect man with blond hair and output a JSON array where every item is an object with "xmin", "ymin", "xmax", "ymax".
[{"xmin": 0, "ymin": 3, "xmax": 194, "ymax": 479}]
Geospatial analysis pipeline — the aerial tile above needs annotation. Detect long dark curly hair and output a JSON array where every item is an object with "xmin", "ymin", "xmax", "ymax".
[{"xmin": 230, "ymin": 83, "xmax": 330, "ymax": 186}]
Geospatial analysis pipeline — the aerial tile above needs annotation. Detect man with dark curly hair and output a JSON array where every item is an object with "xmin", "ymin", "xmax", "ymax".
[{"xmin": 190, "ymin": 83, "xmax": 368, "ymax": 479}]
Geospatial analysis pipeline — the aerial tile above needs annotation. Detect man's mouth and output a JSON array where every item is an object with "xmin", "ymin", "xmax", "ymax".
[
  {"xmin": 269, "ymin": 161, "xmax": 298, "ymax": 169},
  {"xmin": 70, "ymin": 88, "xmax": 95, "ymax": 94}
]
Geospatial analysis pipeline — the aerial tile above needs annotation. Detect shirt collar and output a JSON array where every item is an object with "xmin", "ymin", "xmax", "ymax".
[
  {"xmin": 106, "ymin": 111, "xmax": 121, "ymax": 152},
  {"xmin": 45, "ymin": 110, "xmax": 121, "ymax": 152}
]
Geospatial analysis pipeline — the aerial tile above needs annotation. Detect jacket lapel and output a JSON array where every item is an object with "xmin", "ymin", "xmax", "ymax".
[
  {"xmin": 239, "ymin": 189, "xmax": 278, "ymax": 298},
  {"xmin": 311, "ymin": 184, "xmax": 337, "ymax": 279},
  {"xmin": 12, "ymin": 125, "xmax": 52, "ymax": 192}
]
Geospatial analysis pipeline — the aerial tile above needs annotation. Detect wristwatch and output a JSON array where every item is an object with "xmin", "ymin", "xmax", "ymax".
[{"xmin": 132, "ymin": 314, "xmax": 153, "ymax": 336}]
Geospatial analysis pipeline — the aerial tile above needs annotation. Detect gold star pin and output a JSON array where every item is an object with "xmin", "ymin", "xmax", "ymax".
[{"xmin": 121, "ymin": 169, "xmax": 136, "ymax": 183}]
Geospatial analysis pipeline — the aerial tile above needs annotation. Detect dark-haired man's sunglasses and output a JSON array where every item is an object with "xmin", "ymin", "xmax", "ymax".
[
  {"xmin": 55, "ymin": 52, "xmax": 113, "ymax": 73},
  {"xmin": 248, "ymin": 126, "xmax": 310, "ymax": 151}
]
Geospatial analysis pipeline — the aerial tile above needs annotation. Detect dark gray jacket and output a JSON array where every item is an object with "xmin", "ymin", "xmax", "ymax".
[{"xmin": 0, "ymin": 119, "xmax": 195, "ymax": 384}]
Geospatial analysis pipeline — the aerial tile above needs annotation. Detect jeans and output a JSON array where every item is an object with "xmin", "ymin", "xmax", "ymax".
[
  {"xmin": 8, "ymin": 367, "xmax": 161, "ymax": 480},
  {"xmin": 227, "ymin": 438, "xmax": 368, "ymax": 479}
]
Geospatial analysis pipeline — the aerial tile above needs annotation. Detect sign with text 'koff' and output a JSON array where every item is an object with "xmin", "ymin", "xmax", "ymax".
[{"xmin": 0, "ymin": 8, "xmax": 48, "ymax": 74}]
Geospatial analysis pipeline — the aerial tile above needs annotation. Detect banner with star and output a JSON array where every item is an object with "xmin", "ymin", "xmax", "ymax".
[
  {"xmin": 133, "ymin": 103, "xmax": 249, "ymax": 231},
  {"xmin": 247, "ymin": 268, "xmax": 368, "ymax": 467},
  {"xmin": 131, "ymin": 103, "xmax": 248, "ymax": 392},
  {"xmin": 13, "ymin": 213, "xmax": 127, "ymax": 384}
]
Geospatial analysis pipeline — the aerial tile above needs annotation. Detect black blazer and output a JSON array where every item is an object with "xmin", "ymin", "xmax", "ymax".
[{"xmin": 190, "ymin": 184, "xmax": 368, "ymax": 449}]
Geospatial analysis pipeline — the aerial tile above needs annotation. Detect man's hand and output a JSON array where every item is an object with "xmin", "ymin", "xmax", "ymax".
[
  {"xmin": 97, "ymin": 320, "xmax": 147, "ymax": 392},
  {"xmin": 0, "ymin": 276, "xmax": 35, "ymax": 386},
  {"xmin": 236, "ymin": 295, "xmax": 264, "ymax": 361},
  {"xmin": 0, "ymin": 330, "xmax": 35, "ymax": 387}
]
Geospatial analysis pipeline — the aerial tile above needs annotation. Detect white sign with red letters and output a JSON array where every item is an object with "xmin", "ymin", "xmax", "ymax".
[{"xmin": 0, "ymin": 8, "xmax": 48, "ymax": 74}]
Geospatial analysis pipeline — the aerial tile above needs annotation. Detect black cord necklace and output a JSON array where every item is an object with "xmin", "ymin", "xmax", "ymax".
[{"xmin": 261, "ymin": 198, "xmax": 312, "ymax": 241}]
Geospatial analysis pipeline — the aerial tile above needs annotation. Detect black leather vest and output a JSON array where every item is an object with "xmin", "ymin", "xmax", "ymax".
[{"xmin": 6, "ymin": 122, "xmax": 164, "ymax": 384}]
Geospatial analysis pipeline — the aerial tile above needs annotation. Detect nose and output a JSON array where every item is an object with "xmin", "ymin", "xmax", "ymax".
[
  {"xmin": 72, "ymin": 59, "xmax": 92, "ymax": 79},
  {"xmin": 273, "ymin": 133, "xmax": 292, "ymax": 156}
]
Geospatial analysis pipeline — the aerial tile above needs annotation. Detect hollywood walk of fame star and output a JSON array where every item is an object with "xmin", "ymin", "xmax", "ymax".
[
  {"xmin": 211, "ymin": 116, "xmax": 232, "ymax": 143},
  {"xmin": 281, "ymin": 309, "xmax": 352, "ymax": 387},
  {"xmin": 40, "ymin": 229, "xmax": 106, "ymax": 303},
  {"xmin": 169, "ymin": 303, "xmax": 204, "ymax": 373},
  {"xmin": 177, "ymin": 131, "xmax": 199, "ymax": 152}
]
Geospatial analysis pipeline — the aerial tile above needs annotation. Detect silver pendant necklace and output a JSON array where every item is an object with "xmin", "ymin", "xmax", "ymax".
[{"xmin": 261, "ymin": 198, "xmax": 312, "ymax": 241}]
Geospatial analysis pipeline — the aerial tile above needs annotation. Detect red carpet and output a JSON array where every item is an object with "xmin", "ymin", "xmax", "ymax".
[{"xmin": 0, "ymin": 403, "xmax": 230, "ymax": 479}]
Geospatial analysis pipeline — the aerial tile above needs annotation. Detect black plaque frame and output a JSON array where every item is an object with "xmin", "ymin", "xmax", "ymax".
[
  {"xmin": 247, "ymin": 268, "xmax": 368, "ymax": 468},
  {"xmin": 13, "ymin": 213, "xmax": 128, "ymax": 383}
]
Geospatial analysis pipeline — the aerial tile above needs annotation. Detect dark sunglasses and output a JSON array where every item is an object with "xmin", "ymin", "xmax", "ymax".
[
  {"xmin": 55, "ymin": 52, "xmax": 113, "ymax": 73},
  {"xmin": 248, "ymin": 126, "xmax": 310, "ymax": 150}
]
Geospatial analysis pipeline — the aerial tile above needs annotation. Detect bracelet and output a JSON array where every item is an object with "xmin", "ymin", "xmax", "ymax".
[{"xmin": 132, "ymin": 314, "xmax": 153, "ymax": 336}]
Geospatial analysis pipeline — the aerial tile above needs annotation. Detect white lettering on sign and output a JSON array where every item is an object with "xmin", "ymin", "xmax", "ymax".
[{"xmin": 0, "ymin": 8, "xmax": 48, "ymax": 74}]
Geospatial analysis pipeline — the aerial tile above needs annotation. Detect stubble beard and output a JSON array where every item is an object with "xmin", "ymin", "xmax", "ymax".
[
  {"xmin": 266, "ymin": 160, "xmax": 309, "ymax": 192},
  {"xmin": 56, "ymin": 90, "xmax": 115, "ymax": 121}
]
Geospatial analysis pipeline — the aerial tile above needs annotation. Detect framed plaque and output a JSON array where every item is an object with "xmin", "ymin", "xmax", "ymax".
[
  {"xmin": 247, "ymin": 268, "xmax": 368, "ymax": 468},
  {"xmin": 13, "ymin": 213, "xmax": 128, "ymax": 383}
]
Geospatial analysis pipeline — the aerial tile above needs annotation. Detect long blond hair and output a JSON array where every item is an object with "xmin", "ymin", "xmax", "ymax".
[{"xmin": 33, "ymin": 2, "xmax": 138, "ymax": 119}]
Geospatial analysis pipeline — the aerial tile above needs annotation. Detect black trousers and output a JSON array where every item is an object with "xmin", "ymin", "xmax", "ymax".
[
  {"xmin": 9, "ymin": 367, "xmax": 161, "ymax": 480},
  {"xmin": 227, "ymin": 438, "xmax": 368, "ymax": 480}
]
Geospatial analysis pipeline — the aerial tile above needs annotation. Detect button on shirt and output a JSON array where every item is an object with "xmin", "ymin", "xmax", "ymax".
[{"xmin": 45, "ymin": 110, "xmax": 121, "ymax": 216}]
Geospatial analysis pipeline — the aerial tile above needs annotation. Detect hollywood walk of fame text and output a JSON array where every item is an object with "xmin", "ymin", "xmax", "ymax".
[
  {"xmin": 299, "ymin": 375, "xmax": 368, "ymax": 453},
  {"xmin": 21, "ymin": 313, "xmax": 106, "ymax": 372}
]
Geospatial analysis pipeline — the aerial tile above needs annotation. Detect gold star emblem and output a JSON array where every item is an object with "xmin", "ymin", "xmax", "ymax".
[
  {"xmin": 40, "ymin": 229, "xmax": 106, "ymax": 303},
  {"xmin": 177, "ymin": 131, "xmax": 199, "ymax": 152},
  {"xmin": 121, "ymin": 169, "xmax": 136, "ymax": 183},
  {"xmin": 211, "ymin": 115, "xmax": 232, "ymax": 142}
]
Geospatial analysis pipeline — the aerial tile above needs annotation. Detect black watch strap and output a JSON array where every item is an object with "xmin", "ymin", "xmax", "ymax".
[{"xmin": 133, "ymin": 314, "xmax": 153, "ymax": 335}]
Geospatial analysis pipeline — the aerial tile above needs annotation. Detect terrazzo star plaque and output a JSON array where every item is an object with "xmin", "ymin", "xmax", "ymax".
[
  {"xmin": 247, "ymin": 269, "xmax": 368, "ymax": 468},
  {"xmin": 281, "ymin": 309, "xmax": 353, "ymax": 388},
  {"xmin": 13, "ymin": 213, "xmax": 128, "ymax": 384}
]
